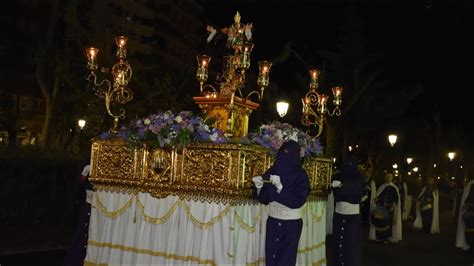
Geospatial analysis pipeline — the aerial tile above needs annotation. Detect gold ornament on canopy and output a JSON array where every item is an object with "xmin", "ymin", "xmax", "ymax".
[
  {"xmin": 194, "ymin": 12, "xmax": 272, "ymax": 138},
  {"xmin": 301, "ymin": 69, "xmax": 342, "ymax": 138},
  {"xmin": 85, "ymin": 36, "xmax": 134, "ymax": 133}
]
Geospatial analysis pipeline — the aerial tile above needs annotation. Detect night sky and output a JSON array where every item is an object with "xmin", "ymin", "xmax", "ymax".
[
  {"xmin": 198, "ymin": 0, "xmax": 474, "ymax": 161},
  {"xmin": 2, "ymin": 0, "xmax": 473, "ymax": 164},
  {"xmin": 200, "ymin": 0, "xmax": 474, "ymax": 126}
]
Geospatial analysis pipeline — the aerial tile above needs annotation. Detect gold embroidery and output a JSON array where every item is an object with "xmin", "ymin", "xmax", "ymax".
[
  {"xmin": 136, "ymin": 198, "xmax": 181, "ymax": 224},
  {"xmin": 297, "ymin": 241, "xmax": 326, "ymax": 253},
  {"xmin": 87, "ymin": 240, "xmax": 216, "ymax": 266},
  {"xmin": 307, "ymin": 204, "xmax": 325, "ymax": 222},
  {"xmin": 247, "ymin": 255, "xmax": 326, "ymax": 266},
  {"xmin": 234, "ymin": 207, "xmax": 264, "ymax": 233},
  {"xmin": 312, "ymin": 258, "xmax": 328, "ymax": 266},
  {"xmin": 84, "ymin": 261, "xmax": 108, "ymax": 266},
  {"xmin": 181, "ymin": 201, "xmax": 231, "ymax": 230},
  {"xmin": 95, "ymin": 192, "xmax": 134, "ymax": 218},
  {"xmin": 246, "ymin": 257, "xmax": 265, "ymax": 266}
]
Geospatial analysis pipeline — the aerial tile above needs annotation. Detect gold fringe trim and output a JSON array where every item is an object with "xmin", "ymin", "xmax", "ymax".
[
  {"xmin": 306, "ymin": 204, "xmax": 324, "ymax": 222},
  {"xmin": 247, "ymin": 255, "xmax": 326, "ymax": 266},
  {"xmin": 84, "ymin": 261, "xmax": 108, "ymax": 266},
  {"xmin": 234, "ymin": 207, "xmax": 264, "ymax": 233},
  {"xmin": 87, "ymin": 240, "xmax": 216, "ymax": 266},
  {"xmin": 181, "ymin": 201, "xmax": 231, "ymax": 230},
  {"xmin": 247, "ymin": 257, "xmax": 266, "ymax": 266},
  {"xmin": 298, "ymin": 241, "xmax": 326, "ymax": 253},
  {"xmin": 136, "ymin": 198, "xmax": 180, "ymax": 224},
  {"xmin": 94, "ymin": 193, "xmax": 326, "ymax": 231},
  {"xmin": 95, "ymin": 192, "xmax": 134, "ymax": 218},
  {"xmin": 312, "ymin": 258, "xmax": 327, "ymax": 266}
]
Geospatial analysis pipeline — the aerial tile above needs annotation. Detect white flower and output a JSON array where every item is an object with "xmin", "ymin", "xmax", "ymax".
[
  {"xmin": 144, "ymin": 118, "xmax": 151, "ymax": 125},
  {"xmin": 276, "ymin": 130, "xmax": 284, "ymax": 140},
  {"xmin": 288, "ymin": 131, "xmax": 298, "ymax": 142},
  {"xmin": 204, "ymin": 124, "xmax": 209, "ymax": 131},
  {"xmin": 175, "ymin": 116, "xmax": 182, "ymax": 123},
  {"xmin": 210, "ymin": 132, "xmax": 218, "ymax": 141}
]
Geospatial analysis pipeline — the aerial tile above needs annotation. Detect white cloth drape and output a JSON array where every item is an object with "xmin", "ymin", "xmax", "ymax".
[
  {"xmin": 413, "ymin": 187, "xmax": 440, "ymax": 234},
  {"xmin": 369, "ymin": 183, "xmax": 402, "ymax": 242},
  {"xmin": 326, "ymin": 191, "xmax": 334, "ymax": 235},
  {"xmin": 85, "ymin": 191, "xmax": 327, "ymax": 265},
  {"xmin": 456, "ymin": 180, "xmax": 474, "ymax": 250}
]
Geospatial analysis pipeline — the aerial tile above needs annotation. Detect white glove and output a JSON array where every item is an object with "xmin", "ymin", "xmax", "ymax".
[
  {"xmin": 331, "ymin": 180, "xmax": 343, "ymax": 188},
  {"xmin": 252, "ymin": 176, "xmax": 264, "ymax": 189},
  {"xmin": 270, "ymin": 175, "xmax": 283, "ymax": 193}
]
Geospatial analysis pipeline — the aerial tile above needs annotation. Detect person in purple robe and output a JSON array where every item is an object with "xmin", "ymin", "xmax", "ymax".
[
  {"xmin": 252, "ymin": 140, "xmax": 311, "ymax": 266},
  {"xmin": 330, "ymin": 153, "xmax": 364, "ymax": 266},
  {"xmin": 63, "ymin": 163, "xmax": 92, "ymax": 266}
]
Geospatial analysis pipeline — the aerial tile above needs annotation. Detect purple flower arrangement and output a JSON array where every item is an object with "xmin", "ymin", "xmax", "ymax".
[
  {"xmin": 100, "ymin": 112, "xmax": 323, "ymax": 157},
  {"xmin": 249, "ymin": 120, "xmax": 324, "ymax": 158},
  {"xmin": 100, "ymin": 110, "xmax": 228, "ymax": 149}
]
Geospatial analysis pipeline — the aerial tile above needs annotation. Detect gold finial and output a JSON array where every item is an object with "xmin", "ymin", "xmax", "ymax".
[{"xmin": 234, "ymin": 11, "xmax": 241, "ymax": 25}]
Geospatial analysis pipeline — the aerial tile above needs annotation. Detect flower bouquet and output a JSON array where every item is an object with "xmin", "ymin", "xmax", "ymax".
[
  {"xmin": 248, "ymin": 120, "xmax": 324, "ymax": 158},
  {"xmin": 100, "ymin": 110, "xmax": 228, "ymax": 149}
]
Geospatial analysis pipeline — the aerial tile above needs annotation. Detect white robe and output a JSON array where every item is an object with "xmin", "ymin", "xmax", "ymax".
[
  {"xmin": 413, "ymin": 186, "xmax": 440, "ymax": 234},
  {"xmin": 456, "ymin": 180, "xmax": 474, "ymax": 250},
  {"xmin": 402, "ymin": 182, "xmax": 410, "ymax": 220},
  {"xmin": 369, "ymin": 182, "xmax": 402, "ymax": 242}
]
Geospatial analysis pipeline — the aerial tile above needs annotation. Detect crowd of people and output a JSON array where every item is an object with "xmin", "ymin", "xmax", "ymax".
[{"xmin": 328, "ymin": 152, "xmax": 474, "ymax": 266}]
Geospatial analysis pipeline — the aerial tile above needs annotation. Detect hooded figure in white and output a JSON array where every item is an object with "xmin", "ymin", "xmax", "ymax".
[
  {"xmin": 369, "ymin": 173, "xmax": 402, "ymax": 243},
  {"xmin": 456, "ymin": 179, "xmax": 474, "ymax": 250},
  {"xmin": 413, "ymin": 177, "xmax": 440, "ymax": 234}
]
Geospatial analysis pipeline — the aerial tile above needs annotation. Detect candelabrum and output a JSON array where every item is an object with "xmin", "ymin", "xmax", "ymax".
[
  {"xmin": 85, "ymin": 36, "xmax": 133, "ymax": 133},
  {"xmin": 194, "ymin": 12, "xmax": 271, "ymax": 137},
  {"xmin": 301, "ymin": 69, "xmax": 342, "ymax": 138}
]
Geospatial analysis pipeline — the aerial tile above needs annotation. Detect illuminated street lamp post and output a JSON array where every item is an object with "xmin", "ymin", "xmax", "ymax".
[
  {"xmin": 276, "ymin": 101, "xmax": 289, "ymax": 118},
  {"xmin": 388, "ymin": 134, "xmax": 397, "ymax": 147},
  {"xmin": 78, "ymin": 119, "xmax": 86, "ymax": 130},
  {"xmin": 448, "ymin": 152, "xmax": 456, "ymax": 161},
  {"xmin": 77, "ymin": 119, "xmax": 86, "ymax": 153}
]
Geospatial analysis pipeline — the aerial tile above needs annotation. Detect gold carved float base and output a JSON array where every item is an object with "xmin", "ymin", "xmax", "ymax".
[{"xmin": 89, "ymin": 138, "xmax": 332, "ymax": 204}]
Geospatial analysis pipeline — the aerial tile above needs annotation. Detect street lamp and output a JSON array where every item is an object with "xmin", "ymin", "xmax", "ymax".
[
  {"xmin": 406, "ymin": 157, "xmax": 413, "ymax": 165},
  {"xmin": 388, "ymin": 134, "xmax": 397, "ymax": 147},
  {"xmin": 78, "ymin": 119, "xmax": 86, "ymax": 130},
  {"xmin": 413, "ymin": 167, "xmax": 419, "ymax": 173},
  {"xmin": 392, "ymin": 163, "xmax": 398, "ymax": 169},
  {"xmin": 276, "ymin": 101, "xmax": 289, "ymax": 118},
  {"xmin": 448, "ymin": 152, "xmax": 456, "ymax": 161}
]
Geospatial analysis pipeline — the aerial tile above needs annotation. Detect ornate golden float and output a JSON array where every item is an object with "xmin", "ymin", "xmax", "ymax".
[
  {"xmin": 87, "ymin": 12, "xmax": 335, "ymax": 204},
  {"xmin": 89, "ymin": 138, "xmax": 332, "ymax": 204},
  {"xmin": 84, "ymin": 12, "xmax": 337, "ymax": 266}
]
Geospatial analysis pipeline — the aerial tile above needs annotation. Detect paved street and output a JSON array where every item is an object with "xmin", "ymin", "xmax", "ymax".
[{"xmin": 1, "ymin": 200, "xmax": 474, "ymax": 266}]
